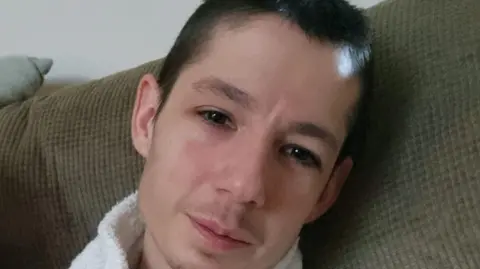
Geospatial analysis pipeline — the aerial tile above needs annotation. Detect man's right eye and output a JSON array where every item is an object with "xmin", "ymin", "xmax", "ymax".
[{"xmin": 197, "ymin": 109, "xmax": 233, "ymax": 128}]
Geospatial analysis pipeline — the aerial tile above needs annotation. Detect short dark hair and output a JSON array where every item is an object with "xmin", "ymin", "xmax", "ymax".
[{"xmin": 156, "ymin": 0, "xmax": 372, "ymax": 163}]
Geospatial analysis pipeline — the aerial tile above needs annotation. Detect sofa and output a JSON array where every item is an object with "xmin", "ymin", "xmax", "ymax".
[{"xmin": 1, "ymin": 0, "xmax": 479, "ymax": 268}]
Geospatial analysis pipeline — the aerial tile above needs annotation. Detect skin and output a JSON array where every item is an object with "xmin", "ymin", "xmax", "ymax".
[{"xmin": 131, "ymin": 15, "xmax": 360, "ymax": 269}]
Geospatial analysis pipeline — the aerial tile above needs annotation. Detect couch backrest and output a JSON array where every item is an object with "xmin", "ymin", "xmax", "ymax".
[
  {"xmin": 0, "ymin": 61, "xmax": 161, "ymax": 268},
  {"xmin": 1, "ymin": 0, "xmax": 479, "ymax": 268},
  {"xmin": 300, "ymin": 0, "xmax": 480, "ymax": 268}
]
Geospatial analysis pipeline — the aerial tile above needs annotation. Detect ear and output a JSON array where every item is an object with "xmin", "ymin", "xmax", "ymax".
[
  {"xmin": 131, "ymin": 73, "xmax": 162, "ymax": 158},
  {"xmin": 304, "ymin": 157, "xmax": 353, "ymax": 223}
]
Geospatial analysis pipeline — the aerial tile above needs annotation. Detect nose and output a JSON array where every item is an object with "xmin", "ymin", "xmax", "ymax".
[{"xmin": 215, "ymin": 140, "xmax": 269, "ymax": 207}]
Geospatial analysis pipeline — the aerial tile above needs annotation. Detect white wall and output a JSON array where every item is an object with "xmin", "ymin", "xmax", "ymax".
[{"xmin": 0, "ymin": 0, "xmax": 383, "ymax": 84}]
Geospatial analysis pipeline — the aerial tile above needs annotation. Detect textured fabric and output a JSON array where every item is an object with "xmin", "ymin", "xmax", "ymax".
[
  {"xmin": 68, "ymin": 193, "xmax": 144, "ymax": 269},
  {"xmin": 68, "ymin": 192, "xmax": 303, "ymax": 269},
  {"xmin": 300, "ymin": 0, "xmax": 480, "ymax": 268},
  {"xmin": 0, "ymin": 0, "xmax": 479, "ymax": 269},
  {"xmin": 0, "ymin": 60, "xmax": 162, "ymax": 269}
]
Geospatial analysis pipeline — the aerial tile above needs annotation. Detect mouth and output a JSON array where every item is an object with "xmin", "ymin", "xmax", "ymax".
[{"xmin": 187, "ymin": 215, "xmax": 252, "ymax": 252}]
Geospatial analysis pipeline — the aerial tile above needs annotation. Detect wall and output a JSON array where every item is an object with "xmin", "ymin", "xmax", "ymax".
[{"xmin": 0, "ymin": 0, "xmax": 383, "ymax": 84}]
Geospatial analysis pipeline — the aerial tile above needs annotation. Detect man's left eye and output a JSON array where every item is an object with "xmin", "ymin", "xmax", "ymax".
[{"xmin": 281, "ymin": 144, "xmax": 321, "ymax": 168}]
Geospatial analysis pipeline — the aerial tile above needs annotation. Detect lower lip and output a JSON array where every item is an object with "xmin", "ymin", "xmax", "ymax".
[{"xmin": 189, "ymin": 217, "xmax": 250, "ymax": 251}]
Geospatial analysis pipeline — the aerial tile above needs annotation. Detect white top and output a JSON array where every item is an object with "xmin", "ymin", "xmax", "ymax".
[{"xmin": 68, "ymin": 192, "xmax": 303, "ymax": 269}]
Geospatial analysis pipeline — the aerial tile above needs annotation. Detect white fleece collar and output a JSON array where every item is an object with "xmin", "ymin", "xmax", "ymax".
[{"xmin": 69, "ymin": 192, "xmax": 302, "ymax": 269}]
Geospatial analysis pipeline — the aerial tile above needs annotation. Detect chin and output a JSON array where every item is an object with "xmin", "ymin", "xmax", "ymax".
[{"xmin": 164, "ymin": 246, "xmax": 224, "ymax": 269}]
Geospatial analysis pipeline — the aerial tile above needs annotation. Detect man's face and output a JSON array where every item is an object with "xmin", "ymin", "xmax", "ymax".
[{"xmin": 132, "ymin": 15, "xmax": 360, "ymax": 269}]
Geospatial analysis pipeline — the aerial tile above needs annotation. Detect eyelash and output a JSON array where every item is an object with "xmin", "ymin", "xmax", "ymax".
[
  {"xmin": 280, "ymin": 144, "xmax": 321, "ymax": 169},
  {"xmin": 197, "ymin": 108, "xmax": 235, "ymax": 129},
  {"xmin": 197, "ymin": 109, "xmax": 322, "ymax": 169}
]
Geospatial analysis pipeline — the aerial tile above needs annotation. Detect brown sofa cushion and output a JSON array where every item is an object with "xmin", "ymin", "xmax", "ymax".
[
  {"xmin": 0, "ymin": 0, "xmax": 479, "ymax": 268},
  {"xmin": 300, "ymin": 0, "xmax": 480, "ymax": 268},
  {"xmin": 0, "ymin": 60, "xmax": 162, "ymax": 268}
]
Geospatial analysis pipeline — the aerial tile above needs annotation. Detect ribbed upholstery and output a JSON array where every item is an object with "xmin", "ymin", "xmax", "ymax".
[
  {"xmin": 300, "ymin": 0, "xmax": 480, "ymax": 268},
  {"xmin": 0, "ymin": 60, "xmax": 161, "ymax": 268},
  {"xmin": 1, "ymin": 0, "xmax": 479, "ymax": 268}
]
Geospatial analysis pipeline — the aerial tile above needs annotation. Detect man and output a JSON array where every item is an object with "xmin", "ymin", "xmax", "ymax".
[{"xmin": 69, "ymin": 0, "xmax": 372, "ymax": 268}]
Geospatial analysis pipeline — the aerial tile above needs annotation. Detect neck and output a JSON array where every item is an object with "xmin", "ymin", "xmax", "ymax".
[{"xmin": 138, "ymin": 230, "xmax": 172, "ymax": 269}]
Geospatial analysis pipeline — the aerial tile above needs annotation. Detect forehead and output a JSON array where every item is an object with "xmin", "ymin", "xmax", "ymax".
[{"xmin": 173, "ymin": 15, "xmax": 360, "ymax": 136}]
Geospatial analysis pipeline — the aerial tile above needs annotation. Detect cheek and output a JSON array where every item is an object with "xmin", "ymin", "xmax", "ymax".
[
  {"xmin": 138, "ymin": 129, "xmax": 196, "ymax": 217},
  {"xmin": 271, "ymin": 180, "xmax": 321, "ymax": 218},
  {"xmin": 264, "ymin": 173, "xmax": 326, "ymax": 228},
  {"xmin": 180, "ymin": 135, "xmax": 234, "ymax": 188},
  {"xmin": 257, "ymin": 179, "xmax": 323, "ymax": 256},
  {"xmin": 140, "ymin": 125, "xmax": 223, "ymax": 209}
]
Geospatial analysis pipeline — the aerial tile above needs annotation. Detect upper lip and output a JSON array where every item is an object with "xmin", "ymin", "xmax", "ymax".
[{"xmin": 188, "ymin": 214, "xmax": 254, "ymax": 245}]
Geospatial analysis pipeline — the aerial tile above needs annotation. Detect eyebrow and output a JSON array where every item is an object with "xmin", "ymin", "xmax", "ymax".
[
  {"xmin": 192, "ymin": 77, "xmax": 339, "ymax": 150},
  {"xmin": 289, "ymin": 122, "xmax": 339, "ymax": 151},
  {"xmin": 192, "ymin": 77, "xmax": 255, "ymax": 109}
]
